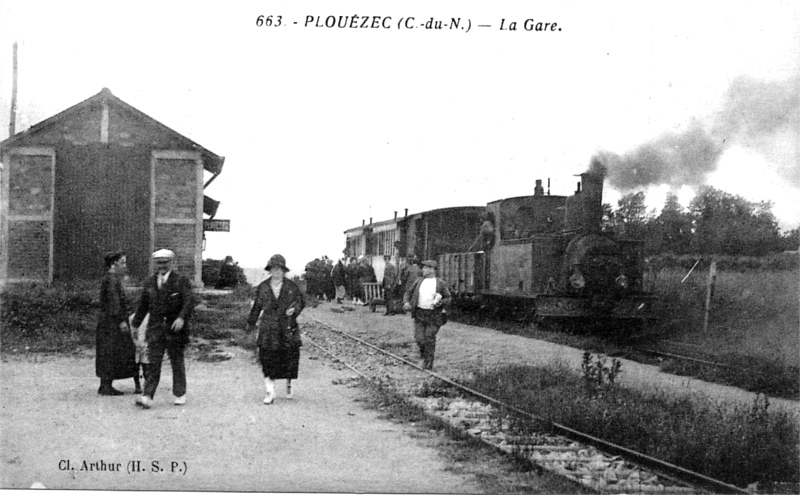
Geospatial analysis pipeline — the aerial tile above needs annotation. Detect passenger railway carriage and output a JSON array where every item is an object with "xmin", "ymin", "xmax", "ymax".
[
  {"xmin": 343, "ymin": 206, "xmax": 484, "ymax": 282},
  {"xmin": 344, "ymin": 169, "xmax": 655, "ymax": 322}
]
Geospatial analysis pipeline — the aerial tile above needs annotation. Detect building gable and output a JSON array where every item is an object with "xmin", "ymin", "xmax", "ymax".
[{"xmin": 0, "ymin": 88, "xmax": 224, "ymax": 174}]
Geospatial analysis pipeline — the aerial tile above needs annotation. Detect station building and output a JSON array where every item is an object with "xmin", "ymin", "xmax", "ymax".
[{"xmin": 0, "ymin": 88, "xmax": 224, "ymax": 286}]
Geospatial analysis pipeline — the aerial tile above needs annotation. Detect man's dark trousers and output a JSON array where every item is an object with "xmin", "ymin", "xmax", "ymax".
[
  {"xmin": 413, "ymin": 309, "xmax": 441, "ymax": 370},
  {"xmin": 143, "ymin": 337, "xmax": 186, "ymax": 399}
]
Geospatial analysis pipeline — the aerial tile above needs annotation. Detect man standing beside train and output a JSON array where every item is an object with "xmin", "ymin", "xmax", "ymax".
[
  {"xmin": 403, "ymin": 260, "xmax": 451, "ymax": 370},
  {"xmin": 382, "ymin": 254, "xmax": 399, "ymax": 315}
]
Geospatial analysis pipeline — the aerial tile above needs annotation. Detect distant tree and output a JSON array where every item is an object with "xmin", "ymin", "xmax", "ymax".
[
  {"xmin": 601, "ymin": 202, "xmax": 615, "ymax": 231},
  {"xmin": 651, "ymin": 192, "xmax": 693, "ymax": 254},
  {"xmin": 689, "ymin": 186, "xmax": 781, "ymax": 256},
  {"xmin": 202, "ymin": 258, "xmax": 248, "ymax": 288},
  {"xmin": 614, "ymin": 192, "xmax": 652, "ymax": 240},
  {"xmin": 778, "ymin": 228, "xmax": 799, "ymax": 252}
]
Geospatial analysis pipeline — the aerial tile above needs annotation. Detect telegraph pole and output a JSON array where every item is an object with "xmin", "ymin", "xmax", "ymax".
[{"xmin": 9, "ymin": 41, "xmax": 18, "ymax": 137}]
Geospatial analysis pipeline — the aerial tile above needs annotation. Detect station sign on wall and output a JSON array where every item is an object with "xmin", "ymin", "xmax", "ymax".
[{"xmin": 203, "ymin": 219, "xmax": 231, "ymax": 232}]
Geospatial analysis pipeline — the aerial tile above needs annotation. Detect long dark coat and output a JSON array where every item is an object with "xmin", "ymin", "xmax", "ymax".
[
  {"xmin": 247, "ymin": 277, "xmax": 305, "ymax": 379},
  {"xmin": 95, "ymin": 272, "xmax": 137, "ymax": 380},
  {"xmin": 331, "ymin": 261, "xmax": 347, "ymax": 287},
  {"xmin": 247, "ymin": 277, "xmax": 305, "ymax": 351},
  {"xmin": 345, "ymin": 262, "xmax": 360, "ymax": 297},
  {"xmin": 357, "ymin": 263, "xmax": 377, "ymax": 285}
]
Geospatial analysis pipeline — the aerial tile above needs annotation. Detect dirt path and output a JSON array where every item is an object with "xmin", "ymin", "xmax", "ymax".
[
  {"xmin": 306, "ymin": 304, "xmax": 800, "ymax": 421},
  {"xmin": 0, "ymin": 346, "xmax": 483, "ymax": 492}
]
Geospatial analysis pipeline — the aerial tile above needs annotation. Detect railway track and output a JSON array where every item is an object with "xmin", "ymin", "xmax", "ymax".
[
  {"xmin": 453, "ymin": 312, "xmax": 772, "ymax": 381},
  {"xmin": 301, "ymin": 315, "xmax": 749, "ymax": 494},
  {"xmin": 640, "ymin": 348, "xmax": 745, "ymax": 371}
]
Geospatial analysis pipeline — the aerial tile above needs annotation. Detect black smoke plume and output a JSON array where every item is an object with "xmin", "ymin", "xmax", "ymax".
[{"xmin": 597, "ymin": 75, "xmax": 800, "ymax": 190}]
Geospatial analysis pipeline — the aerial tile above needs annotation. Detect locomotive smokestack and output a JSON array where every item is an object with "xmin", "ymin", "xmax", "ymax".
[
  {"xmin": 580, "ymin": 165, "xmax": 605, "ymax": 234},
  {"xmin": 534, "ymin": 179, "xmax": 544, "ymax": 197},
  {"xmin": 564, "ymin": 162, "xmax": 606, "ymax": 234}
]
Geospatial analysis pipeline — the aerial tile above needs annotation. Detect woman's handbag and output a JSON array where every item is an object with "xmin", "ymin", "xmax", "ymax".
[{"xmin": 284, "ymin": 323, "xmax": 302, "ymax": 348}]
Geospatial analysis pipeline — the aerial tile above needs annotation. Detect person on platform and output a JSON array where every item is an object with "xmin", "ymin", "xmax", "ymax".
[
  {"xmin": 247, "ymin": 254, "xmax": 306, "ymax": 404},
  {"xmin": 96, "ymin": 251, "xmax": 138, "ymax": 396},
  {"xmin": 403, "ymin": 260, "xmax": 451, "ymax": 370},
  {"xmin": 346, "ymin": 257, "xmax": 360, "ymax": 304},
  {"xmin": 331, "ymin": 258, "xmax": 347, "ymax": 304},
  {"xmin": 215, "ymin": 255, "xmax": 239, "ymax": 289},
  {"xmin": 131, "ymin": 249, "xmax": 194, "ymax": 409},
  {"xmin": 401, "ymin": 257, "xmax": 421, "ymax": 294},
  {"xmin": 357, "ymin": 256, "xmax": 376, "ymax": 305},
  {"xmin": 382, "ymin": 254, "xmax": 399, "ymax": 315},
  {"xmin": 322, "ymin": 256, "xmax": 335, "ymax": 301}
]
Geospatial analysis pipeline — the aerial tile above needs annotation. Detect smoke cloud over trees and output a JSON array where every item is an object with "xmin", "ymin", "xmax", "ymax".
[{"xmin": 595, "ymin": 76, "xmax": 800, "ymax": 191}]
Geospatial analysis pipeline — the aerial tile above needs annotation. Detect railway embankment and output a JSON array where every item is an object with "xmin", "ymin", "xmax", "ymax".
[
  {"xmin": 302, "ymin": 301, "xmax": 799, "ymax": 491},
  {"xmin": 302, "ymin": 303, "xmax": 799, "ymax": 422}
]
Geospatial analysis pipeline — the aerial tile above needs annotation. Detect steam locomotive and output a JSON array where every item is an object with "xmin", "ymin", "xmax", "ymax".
[{"xmin": 343, "ymin": 170, "xmax": 655, "ymax": 321}]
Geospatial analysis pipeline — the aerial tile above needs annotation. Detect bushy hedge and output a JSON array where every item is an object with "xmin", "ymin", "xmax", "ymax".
[
  {"xmin": 201, "ymin": 258, "xmax": 249, "ymax": 289},
  {"xmin": 646, "ymin": 252, "xmax": 798, "ymax": 272},
  {"xmin": 1, "ymin": 282, "xmax": 100, "ymax": 351}
]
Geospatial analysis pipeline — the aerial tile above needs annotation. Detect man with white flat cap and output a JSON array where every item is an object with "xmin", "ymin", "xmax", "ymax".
[{"xmin": 131, "ymin": 249, "xmax": 194, "ymax": 409}]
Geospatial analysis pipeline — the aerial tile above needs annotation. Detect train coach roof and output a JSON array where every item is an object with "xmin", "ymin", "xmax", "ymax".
[
  {"xmin": 487, "ymin": 194, "xmax": 567, "ymax": 206},
  {"xmin": 343, "ymin": 205, "xmax": 484, "ymax": 234}
]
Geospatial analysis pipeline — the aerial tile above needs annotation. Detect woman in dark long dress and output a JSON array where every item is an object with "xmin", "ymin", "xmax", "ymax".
[
  {"xmin": 246, "ymin": 254, "xmax": 305, "ymax": 404},
  {"xmin": 96, "ymin": 251, "xmax": 139, "ymax": 395}
]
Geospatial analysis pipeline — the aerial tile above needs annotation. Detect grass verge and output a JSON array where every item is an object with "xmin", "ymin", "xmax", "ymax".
[
  {"xmin": 0, "ymin": 282, "xmax": 256, "ymax": 353},
  {"xmin": 462, "ymin": 362, "xmax": 799, "ymax": 490}
]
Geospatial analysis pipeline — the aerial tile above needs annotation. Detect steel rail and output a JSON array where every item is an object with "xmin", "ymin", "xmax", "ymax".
[
  {"xmin": 640, "ymin": 347, "xmax": 770, "ymax": 377},
  {"xmin": 303, "ymin": 337, "xmax": 369, "ymax": 379},
  {"xmin": 643, "ymin": 349, "xmax": 741, "ymax": 370},
  {"xmin": 306, "ymin": 314, "xmax": 749, "ymax": 494}
]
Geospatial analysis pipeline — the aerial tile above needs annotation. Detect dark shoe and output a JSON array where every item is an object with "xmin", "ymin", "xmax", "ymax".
[{"xmin": 99, "ymin": 387, "xmax": 124, "ymax": 396}]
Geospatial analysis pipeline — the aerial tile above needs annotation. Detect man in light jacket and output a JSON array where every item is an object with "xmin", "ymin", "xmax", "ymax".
[{"xmin": 403, "ymin": 260, "xmax": 451, "ymax": 370}]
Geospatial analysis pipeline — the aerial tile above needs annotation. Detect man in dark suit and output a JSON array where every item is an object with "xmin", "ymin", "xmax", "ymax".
[
  {"xmin": 382, "ymin": 255, "xmax": 399, "ymax": 315},
  {"xmin": 131, "ymin": 249, "xmax": 194, "ymax": 409}
]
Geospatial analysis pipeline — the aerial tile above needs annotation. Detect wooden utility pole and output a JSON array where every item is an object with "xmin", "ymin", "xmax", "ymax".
[
  {"xmin": 703, "ymin": 260, "xmax": 717, "ymax": 333},
  {"xmin": 9, "ymin": 41, "xmax": 18, "ymax": 137}
]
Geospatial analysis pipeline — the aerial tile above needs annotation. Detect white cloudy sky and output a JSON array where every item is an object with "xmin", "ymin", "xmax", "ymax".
[{"xmin": 1, "ymin": 0, "xmax": 798, "ymax": 270}]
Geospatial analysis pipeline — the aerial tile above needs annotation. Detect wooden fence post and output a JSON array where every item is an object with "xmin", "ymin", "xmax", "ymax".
[{"xmin": 703, "ymin": 260, "xmax": 717, "ymax": 333}]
